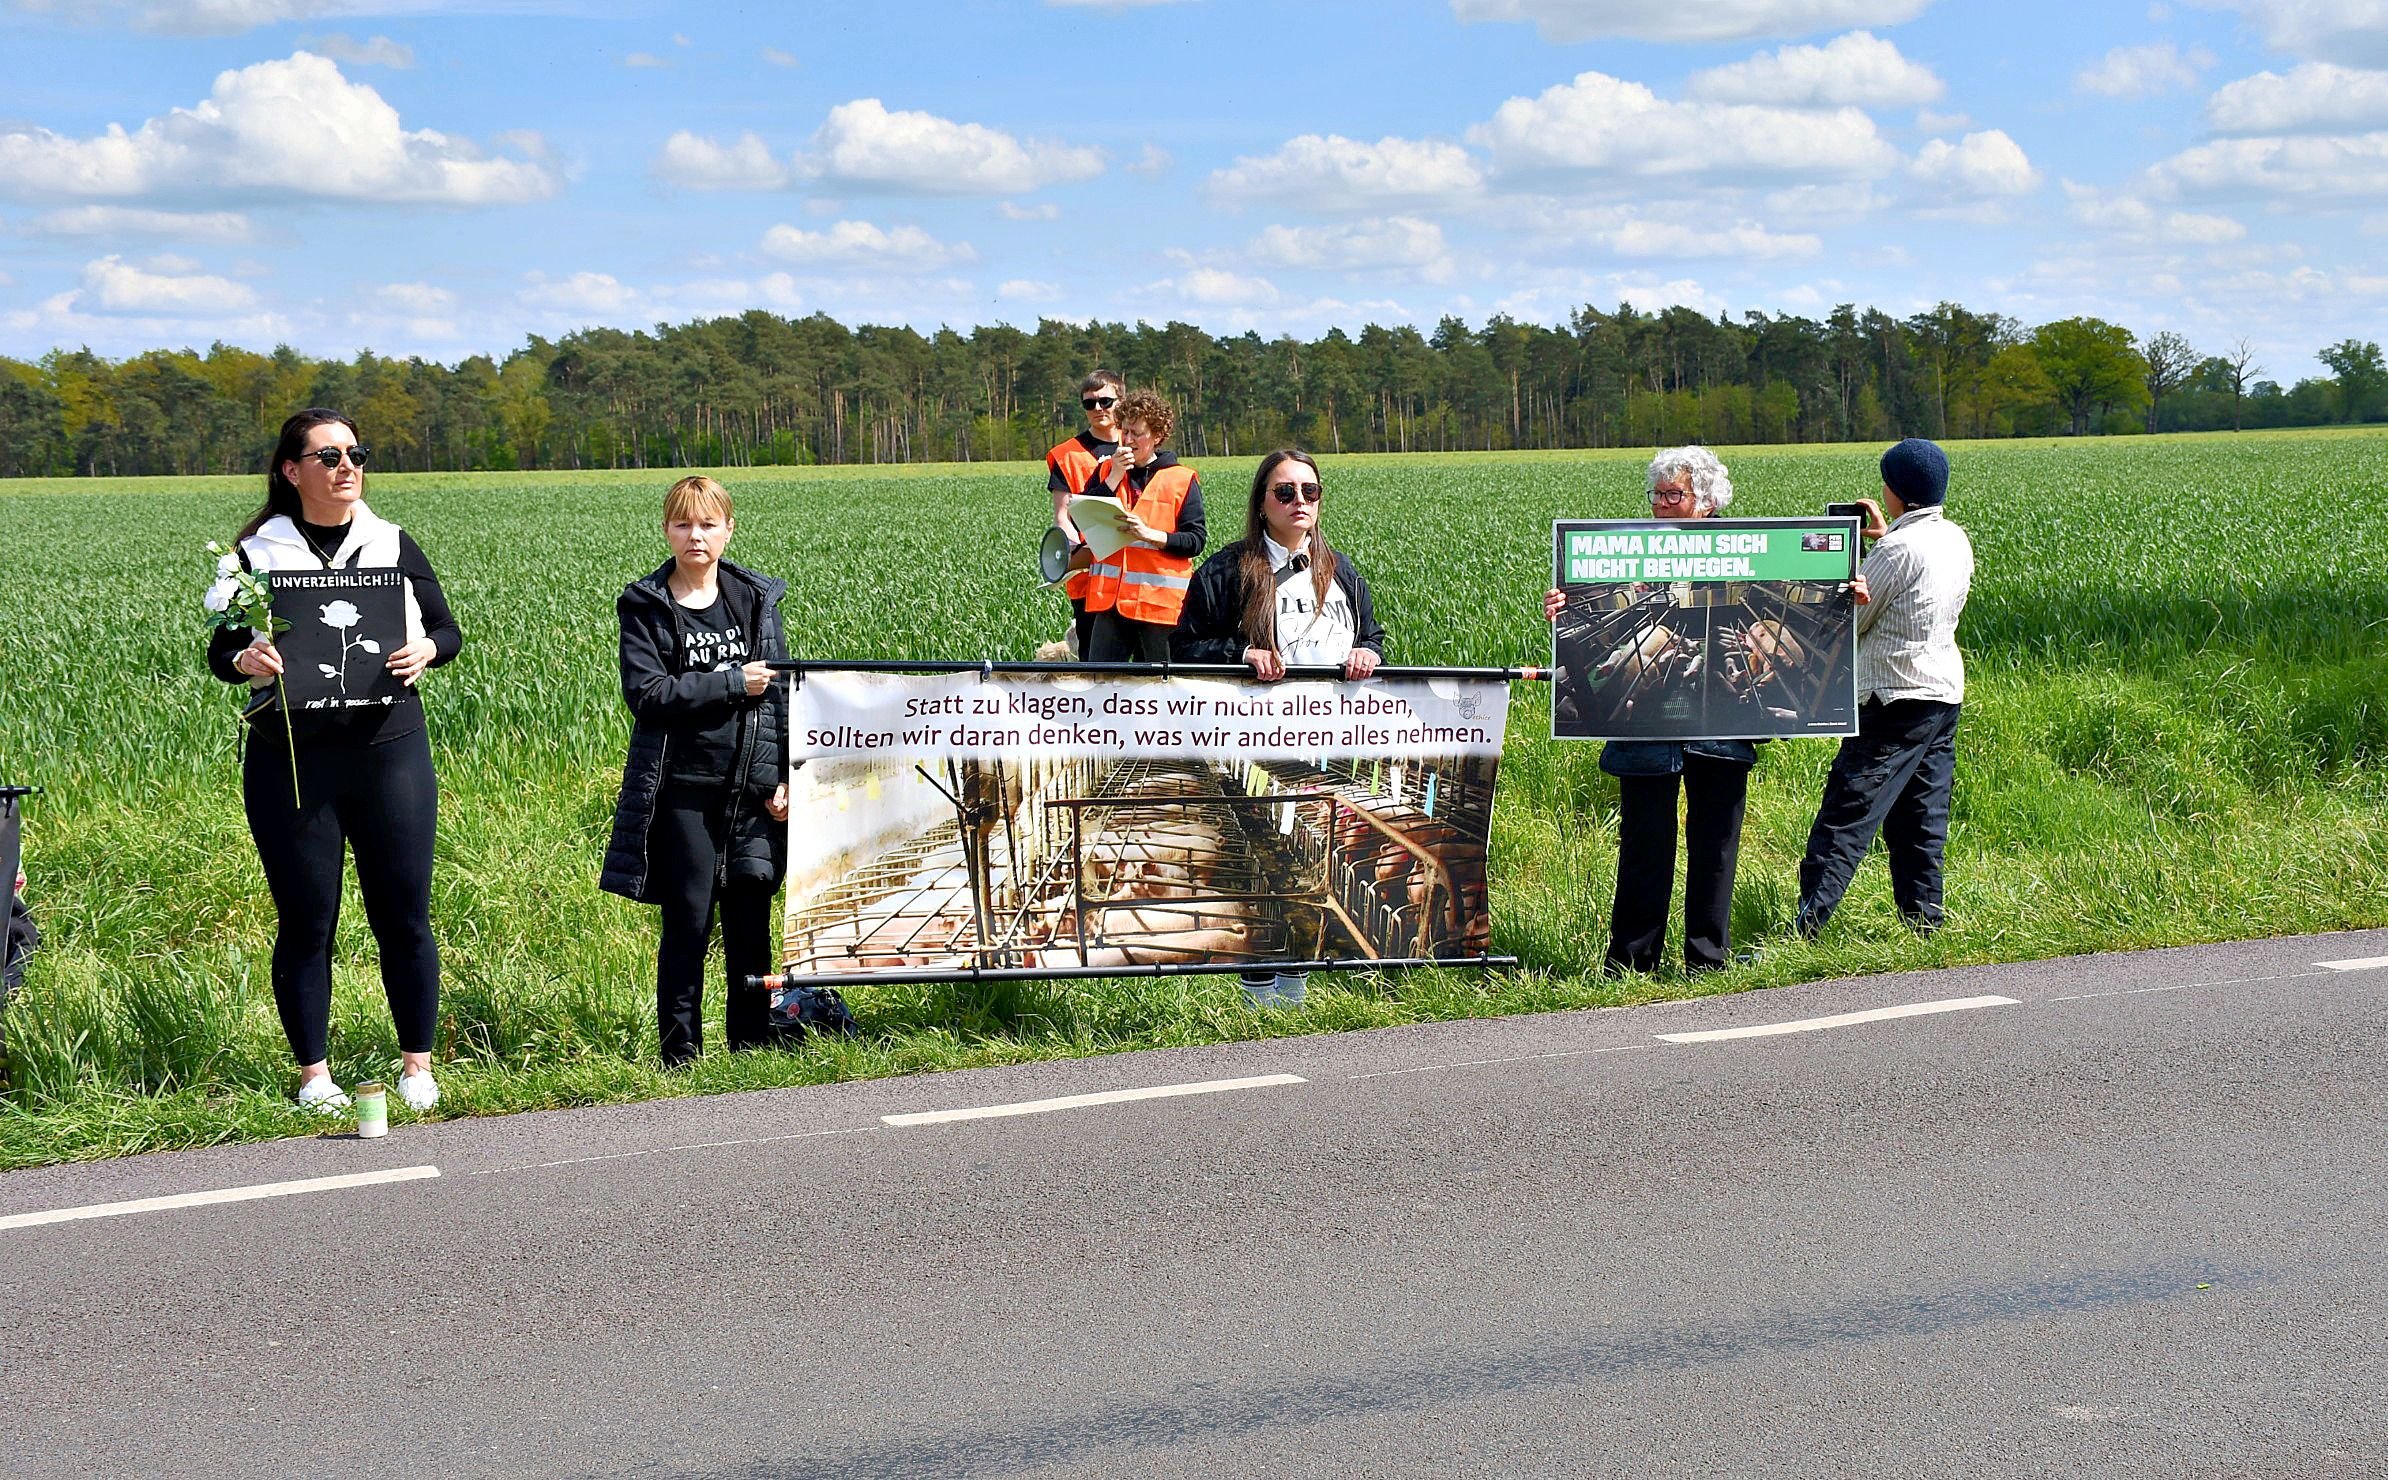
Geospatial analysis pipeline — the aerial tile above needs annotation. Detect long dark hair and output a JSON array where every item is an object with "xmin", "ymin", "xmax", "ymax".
[
  {"xmin": 1237, "ymin": 449, "xmax": 1337, "ymax": 654},
  {"xmin": 238, "ymin": 407, "xmax": 359, "ymax": 539}
]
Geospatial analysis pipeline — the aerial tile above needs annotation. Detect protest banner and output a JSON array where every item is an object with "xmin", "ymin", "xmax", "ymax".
[
  {"xmin": 269, "ymin": 569, "xmax": 409, "ymax": 714},
  {"xmin": 777, "ymin": 666, "xmax": 1514, "ymax": 982},
  {"xmin": 1551, "ymin": 518, "xmax": 1860, "ymax": 742}
]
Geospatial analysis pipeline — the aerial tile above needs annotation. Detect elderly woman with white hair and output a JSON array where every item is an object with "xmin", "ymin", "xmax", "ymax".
[{"xmin": 1543, "ymin": 445, "xmax": 1755, "ymax": 974}]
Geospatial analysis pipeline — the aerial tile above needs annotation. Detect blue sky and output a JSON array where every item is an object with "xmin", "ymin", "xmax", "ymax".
[{"xmin": 2, "ymin": 0, "xmax": 2382, "ymax": 378}]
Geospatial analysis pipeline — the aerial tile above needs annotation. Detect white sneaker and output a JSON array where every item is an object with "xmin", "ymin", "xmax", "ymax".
[
  {"xmin": 397, "ymin": 1070, "xmax": 439, "ymax": 1112},
  {"xmin": 296, "ymin": 1077, "xmax": 350, "ymax": 1113}
]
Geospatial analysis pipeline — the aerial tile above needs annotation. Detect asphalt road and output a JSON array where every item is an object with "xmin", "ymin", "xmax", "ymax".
[{"xmin": 6, "ymin": 929, "xmax": 2385, "ymax": 1478}]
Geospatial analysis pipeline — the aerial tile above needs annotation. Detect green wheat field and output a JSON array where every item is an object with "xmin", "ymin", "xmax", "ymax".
[{"xmin": 2, "ymin": 429, "xmax": 2384, "ymax": 1168}]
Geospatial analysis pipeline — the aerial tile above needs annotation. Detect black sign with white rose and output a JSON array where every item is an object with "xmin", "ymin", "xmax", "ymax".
[{"xmin": 271, "ymin": 569, "xmax": 409, "ymax": 712}]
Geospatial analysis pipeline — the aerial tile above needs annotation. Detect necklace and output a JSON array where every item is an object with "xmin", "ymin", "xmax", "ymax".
[{"xmin": 296, "ymin": 519, "xmax": 345, "ymax": 566}]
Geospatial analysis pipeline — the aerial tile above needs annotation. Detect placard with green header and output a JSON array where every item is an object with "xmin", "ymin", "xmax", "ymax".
[{"xmin": 1550, "ymin": 517, "xmax": 1861, "ymax": 743}]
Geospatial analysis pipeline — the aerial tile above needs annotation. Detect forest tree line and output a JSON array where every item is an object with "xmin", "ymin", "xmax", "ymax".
[{"xmin": 1, "ymin": 301, "xmax": 2383, "ymax": 479}]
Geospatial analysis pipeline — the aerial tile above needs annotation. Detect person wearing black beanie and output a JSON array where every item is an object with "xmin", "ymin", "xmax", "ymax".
[{"xmin": 1794, "ymin": 437, "xmax": 1974, "ymax": 938}]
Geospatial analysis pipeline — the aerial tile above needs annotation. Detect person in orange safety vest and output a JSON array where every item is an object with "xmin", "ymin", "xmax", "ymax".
[
  {"xmin": 1074, "ymin": 389, "xmax": 1206, "ymax": 663},
  {"xmin": 1046, "ymin": 370, "xmax": 1122, "ymax": 659}
]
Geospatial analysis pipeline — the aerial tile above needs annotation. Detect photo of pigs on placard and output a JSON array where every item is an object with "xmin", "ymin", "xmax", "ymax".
[
  {"xmin": 270, "ymin": 569, "xmax": 409, "ymax": 713},
  {"xmin": 777, "ymin": 673, "xmax": 1514, "ymax": 981},
  {"xmin": 1550, "ymin": 518, "xmax": 1861, "ymax": 742}
]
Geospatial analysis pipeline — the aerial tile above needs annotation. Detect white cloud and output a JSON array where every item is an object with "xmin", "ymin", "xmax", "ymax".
[
  {"xmin": 2076, "ymin": 41, "xmax": 2213, "ymax": 98},
  {"xmin": 759, "ymin": 219, "xmax": 976, "ymax": 270},
  {"xmin": 652, "ymin": 131, "xmax": 791, "ymax": 191},
  {"xmin": 9, "ymin": 0, "xmax": 330, "ymax": 35},
  {"xmin": 2207, "ymin": 63, "xmax": 2388, "ymax": 133},
  {"xmin": 1915, "ymin": 108, "xmax": 1972, "ymax": 131},
  {"xmin": 2147, "ymin": 131, "xmax": 2388, "ymax": 199},
  {"xmin": 521, "ymin": 270, "xmax": 641, "ymax": 316},
  {"xmin": 2063, "ymin": 180, "xmax": 2247, "ymax": 240},
  {"xmin": 2210, "ymin": 0, "xmax": 2388, "ymax": 67},
  {"xmin": 1449, "ymin": 0, "xmax": 1929, "ymax": 43},
  {"xmin": 1908, "ymin": 129, "xmax": 2040, "ymax": 195},
  {"xmin": 804, "ymin": 98, "xmax": 1105, "ymax": 195},
  {"xmin": 997, "ymin": 278, "xmax": 1060, "ymax": 299},
  {"xmin": 1687, "ymin": 31, "xmax": 1943, "ymax": 107},
  {"xmin": 1248, "ymin": 216, "xmax": 1456, "ymax": 280},
  {"xmin": 24, "ymin": 205, "xmax": 254, "ymax": 241},
  {"xmin": 1471, "ymin": 71, "xmax": 1899, "ymax": 181},
  {"xmin": 349, "ymin": 279, "xmax": 457, "ymax": 339},
  {"xmin": 1609, "ymin": 219, "xmax": 1823, "ymax": 257},
  {"xmin": 761, "ymin": 47, "xmax": 797, "ymax": 66},
  {"xmin": 303, "ymin": 32, "xmax": 413, "ymax": 68},
  {"xmin": 0, "ymin": 52, "xmax": 557, "ymax": 205},
  {"xmin": 998, "ymin": 201, "xmax": 1060, "ymax": 220},
  {"xmin": 1206, "ymin": 133, "xmax": 1483, "ymax": 211},
  {"xmin": 625, "ymin": 52, "xmax": 669, "ymax": 68},
  {"xmin": 79, "ymin": 253, "xmax": 257, "ymax": 313},
  {"xmin": 1764, "ymin": 180, "xmax": 1886, "ymax": 218},
  {"xmin": 1498, "ymin": 197, "xmax": 1823, "ymax": 258},
  {"xmin": 1150, "ymin": 268, "xmax": 1280, "ymax": 306},
  {"xmin": 1127, "ymin": 144, "xmax": 1173, "ymax": 177},
  {"xmin": 367, "ymin": 280, "xmax": 453, "ymax": 314}
]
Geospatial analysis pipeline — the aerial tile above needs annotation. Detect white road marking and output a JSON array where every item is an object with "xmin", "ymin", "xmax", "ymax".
[
  {"xmin": 883, "ymin": 1073, "xmax": 1305, "ymax": 1127},
  {"xmin": 2316, "ymin": 955, "xmax": 2388, "ymax": 973},
  {"xmin": 1655, "ymin": 995, "xmax": 2016, "ymax": 1044},
  {"xmin": 0, "ymin": 1165, "xmax": 440, "ymax": 1233},
  {"xmin": 1347, "ymin": 1044, "xmax": 1650, "ymax": 1081},
  {"xmin": 2043, "ymin": 969, "xmax": 2328, "ymax": 1004},
  {"xmin": 472, "ymin": 1125, "xmax": 875, "ymax": 1176}
]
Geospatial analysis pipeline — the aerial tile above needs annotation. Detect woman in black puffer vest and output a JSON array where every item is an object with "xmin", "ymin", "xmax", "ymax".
[{"xmin": 600, "ymin": 476, "xmax": 791, "ymax": 1067}]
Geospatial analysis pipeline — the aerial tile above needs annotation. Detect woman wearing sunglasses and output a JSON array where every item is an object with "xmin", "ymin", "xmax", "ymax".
[
  {"xmin": 206, "ymin": 408, "xmax": 463, "ymax": 1113},
  {"xmin": 1175, "ymin": 448, "xmax": 1384, "ymax": 1006}
]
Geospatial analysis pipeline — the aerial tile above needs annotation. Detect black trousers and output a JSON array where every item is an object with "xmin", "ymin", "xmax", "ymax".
[
  {"xmin": 1798, "ymin": 699, "xmax": 1962, "ymax": 932},
  {"xmin": 1085, "ymin": 610, "xmax": 1172, "ymax": 663},
  {"xmin": 649, "ymin": 782, "xmax": 774, "ymax": 1066},
  {"xmin": 1069, "ymin": 597, "xmax": 1096, "ymax": 661},
  {"xmin": 1609, "ymin": 754, "xmax": 1749, "ymax": 973},
  {"xmin": 243, "ymin": 725, "xmax": 439, "ymax": 1064}
]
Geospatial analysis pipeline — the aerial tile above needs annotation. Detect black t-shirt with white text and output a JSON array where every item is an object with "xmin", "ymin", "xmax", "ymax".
[{"xmin": 665, "ymin": 592, "xmax": 751, "ymax": 785}]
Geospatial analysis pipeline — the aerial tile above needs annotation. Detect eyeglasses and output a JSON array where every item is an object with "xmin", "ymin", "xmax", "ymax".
[
  {"xmin": 1081, "ymin": 396, "xmax": 1117, "ymax": 411},
  {"xmin": 1270, "ymin": 482, "xmax": 1323, "ymax": 505},
  {"xmin": 300, "ymin": 446, "xmax": 371, "ymax": 469},
  {"xmin": 1650, "ymin": 484, "xmax": 1693, "ymax": 504}
]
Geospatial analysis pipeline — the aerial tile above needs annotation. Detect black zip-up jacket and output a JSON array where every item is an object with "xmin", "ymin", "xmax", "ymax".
[
  {"xmin": 1171, "ymin": 538, "xmax": 1387, "ymax": 666},
  {"xmin": 599, "ymin": 559, "xmax": 791, "ymax": 904}
]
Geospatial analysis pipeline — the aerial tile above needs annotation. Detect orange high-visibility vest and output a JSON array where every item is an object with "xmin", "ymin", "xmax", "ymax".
[
  {"xmin": 1081, "ymin": 460, "xmax": 1196, "ymax": 625},
  {"xmin": 1046, "ymin": 436, "xmax": 1104, "ymax": 600}
]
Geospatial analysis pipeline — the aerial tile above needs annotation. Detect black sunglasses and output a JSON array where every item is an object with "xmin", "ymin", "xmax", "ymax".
[
  {"xmin": 1269, "ymin": 481, "xmax": 1322, "ymax": 505},
  {"xmin": 1081, "ymin": 396, "xmax": 1117, "ymax": 410},
  {"xmin": 299, "ymin": 446, "xmax": 371, "ymax": 469}
]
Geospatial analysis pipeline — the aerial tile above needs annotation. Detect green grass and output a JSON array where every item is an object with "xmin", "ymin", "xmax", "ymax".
[{"xmin": 5, "ymin": 431, "xmax": 2386, "ymax": 1168}]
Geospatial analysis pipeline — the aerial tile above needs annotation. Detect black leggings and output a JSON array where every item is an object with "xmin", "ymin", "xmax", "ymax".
[
  {"xmin": 243, "ymin": 725, "xmax": 440, "ymax": 1064},
  {"xmin": 649, "ymin": 783, "xmax": 774, "ymax": 1066}
]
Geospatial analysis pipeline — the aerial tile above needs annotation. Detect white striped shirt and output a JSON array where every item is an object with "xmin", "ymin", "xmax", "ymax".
[{"xmin": 1854, "ymin": 506, "xmax": 1973, "ymax": 705}]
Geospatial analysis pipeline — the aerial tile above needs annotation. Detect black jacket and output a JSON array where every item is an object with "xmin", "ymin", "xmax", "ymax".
[
  {"xmin": 1172, "ymin": 539, "xmax": 1387, "ymax": 666},
  {"xmin": 599, "ymin": 559, "xmax": 792, "ymax": 904}
]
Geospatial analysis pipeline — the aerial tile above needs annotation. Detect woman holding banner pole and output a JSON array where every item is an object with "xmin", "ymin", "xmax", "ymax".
[
  {"xmin": 206, "ymin": 408, "xmax": 463, "ymax": 1112},
  {"xmin": 600, "ymin": 475, "xmax": 792, "ymax": 1068},
  {"xmin": 1542, "ymin": 446, "xmax": 1754, "ymax": 975},
  {"xmin": 1176, "ymin": 448, "xmax": 1386, "ymax": 1005}
]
